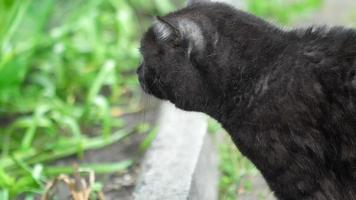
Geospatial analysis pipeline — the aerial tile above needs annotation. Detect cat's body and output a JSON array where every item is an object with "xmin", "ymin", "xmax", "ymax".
[{"xmin": 137, "ymin": 2, "xmax": 356, "ymax": 199}]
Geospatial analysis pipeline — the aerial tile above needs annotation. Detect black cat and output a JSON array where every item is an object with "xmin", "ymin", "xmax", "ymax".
[{"xmin": 137, "ymin": 2, "xmax": 356, "ymax": 199}]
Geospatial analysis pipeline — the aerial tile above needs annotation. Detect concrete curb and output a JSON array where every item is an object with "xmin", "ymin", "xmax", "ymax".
[{"xmin": 134, "ymin": 102, "xmax": 218, "ymax": 200}]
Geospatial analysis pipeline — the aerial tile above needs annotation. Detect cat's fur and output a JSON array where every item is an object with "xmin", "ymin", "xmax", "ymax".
[{"xmin": 137, "ymin": 2, "xmax": 356, "ymax": 199}]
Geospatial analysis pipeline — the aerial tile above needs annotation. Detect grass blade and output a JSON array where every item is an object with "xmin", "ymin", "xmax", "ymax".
[
  {"xmin": 44, "ymin": 160, "xmax": 133, "ymax": 176},
  {"xmin": 0, "ymin": 189, "xmax": 9, "ymax": 200}
]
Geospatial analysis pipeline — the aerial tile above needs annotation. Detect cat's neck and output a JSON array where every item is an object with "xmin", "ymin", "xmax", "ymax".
[{"xmin": 207, "ymin": 26, "xmax": 291, "ymax": 125}]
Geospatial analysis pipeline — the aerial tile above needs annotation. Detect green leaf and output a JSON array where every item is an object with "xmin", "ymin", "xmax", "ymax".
[
  {"xmin": 139, "ymin": 127, "xmax": 158, "ymax": 152},
  {"xmin": 44, "ymin": 160, "xmax": 133, "ymax": 176},
  {"xmin": 0, "ymin": 168, "xmax": 15, "ymax": 187},
  {"xmin": 0, "ymin": 189, "xmax": 9, "ymax": 200}
]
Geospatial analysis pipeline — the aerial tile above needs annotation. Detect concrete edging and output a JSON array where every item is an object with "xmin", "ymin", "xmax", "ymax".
[{"xmin": 133, "ymin": 102, "xmax": 218, "ymax": 200}]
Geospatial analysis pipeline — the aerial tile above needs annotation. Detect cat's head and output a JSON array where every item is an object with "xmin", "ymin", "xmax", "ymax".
[{"xmin": 137, "ymin": 7, "xmax": 224, "ymax": 112}]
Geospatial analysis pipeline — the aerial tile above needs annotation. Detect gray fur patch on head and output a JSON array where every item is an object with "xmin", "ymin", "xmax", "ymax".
[
  {"xmin": 153, "ymin": 18, "xmax": 205, "ymax": 52},
  {"xmin": 178, "ymin": 19, "xmax": 205, "ymax": 52},
  {"xmin": 153, "ymin": 20, "xmax": 173, "ymax": 40}
]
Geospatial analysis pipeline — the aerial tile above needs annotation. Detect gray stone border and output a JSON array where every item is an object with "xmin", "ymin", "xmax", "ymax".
[{"xmin": 133, "ymin": 102, "xmax": 218, "ymax": 200}]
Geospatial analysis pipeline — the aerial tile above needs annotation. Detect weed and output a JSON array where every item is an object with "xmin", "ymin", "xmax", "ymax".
[{"xmin": 0, "ymin": 0, "xmax": 176, "ymax": 198}]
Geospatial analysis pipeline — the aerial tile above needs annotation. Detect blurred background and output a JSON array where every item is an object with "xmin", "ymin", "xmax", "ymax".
[{"xmin": 0, "ymin": 0, "xmax": 355, "ymax": 199}]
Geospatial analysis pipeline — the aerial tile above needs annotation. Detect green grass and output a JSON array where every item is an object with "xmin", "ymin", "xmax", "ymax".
[
  {"xmin": 0, "ymin": 0, "xmax": 177, "ymax": 198},
  {"xmin": 247, "ymin": 0, "xmax": 323, "ymax": 24}
]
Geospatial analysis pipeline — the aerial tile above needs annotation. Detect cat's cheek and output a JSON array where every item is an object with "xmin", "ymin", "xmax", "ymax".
[{"xmin": 142, "ymin": 81, "xmax": 165, "ymax": 100}]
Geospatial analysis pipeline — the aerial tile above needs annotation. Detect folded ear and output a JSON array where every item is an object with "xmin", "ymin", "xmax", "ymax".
[
  {"xmin": 154, "ymin": 16, "xmax": 182, "ymax": 41},
  {"xmin": 153, "ymin": 17, "xmax": 205, "ymax": 54}
]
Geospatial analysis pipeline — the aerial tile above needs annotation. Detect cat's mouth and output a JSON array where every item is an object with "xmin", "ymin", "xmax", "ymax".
[
  {"xmin": 139, "ymin": 78, "xmax": 166, "ymax": 100},
  {"xmin": 137, "ymin": 66, "xmax": 166, "ymax": 100}
]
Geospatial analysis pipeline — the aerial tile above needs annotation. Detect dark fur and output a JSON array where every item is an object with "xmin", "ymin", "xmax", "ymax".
[{"xmin": 137, "ymin": 2, "xmax": 356, "ymax": 199}]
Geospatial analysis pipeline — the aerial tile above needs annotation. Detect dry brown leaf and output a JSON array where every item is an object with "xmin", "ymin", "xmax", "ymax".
[{"xmin": 42, "ymin": 164, "xmax": 105, "ymax": 200}]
